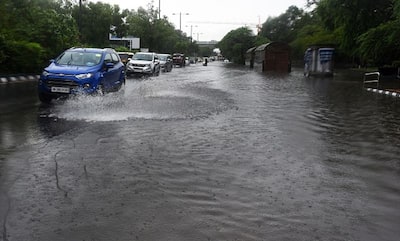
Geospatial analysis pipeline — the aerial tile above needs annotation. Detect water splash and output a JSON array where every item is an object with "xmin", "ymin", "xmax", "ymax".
[{"xmin": 48, "ymin": 75, "xmax": 234, "ymax": 122}]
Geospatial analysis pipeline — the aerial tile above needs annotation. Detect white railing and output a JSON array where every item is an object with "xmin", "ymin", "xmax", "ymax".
[{"xmin": 363, "ymin": 72, "xmax": 380, "ymax": 88}]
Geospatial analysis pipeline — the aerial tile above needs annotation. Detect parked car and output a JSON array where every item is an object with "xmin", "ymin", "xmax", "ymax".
[
  {"xmin": 158, "ymin": 54, "xmax": 173, "ymax": 72},
  {"xmin": 126, "ymin": 52, "xmax": 160, "ymax": 76},
  {"xmin": 172, "ymin": 53, "xmax": 186, "ymax": 67},
  {"xmin": 117, "ymin": 51, "xmax": 134, "ymax": 65},
  {"xmin": 38, "ymin": 47, "xmax": 125, "ymax": 103}
]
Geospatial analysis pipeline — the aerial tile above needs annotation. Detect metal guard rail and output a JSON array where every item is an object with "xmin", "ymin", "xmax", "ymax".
[{"xmin": 363, "ymin": 72, "xmax": 380, "ymax": 88}]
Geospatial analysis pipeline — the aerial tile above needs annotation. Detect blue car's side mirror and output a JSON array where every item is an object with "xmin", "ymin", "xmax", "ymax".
[{"xmin": 105, "ymin": 62, "xmax": 114, "ymax": 69}]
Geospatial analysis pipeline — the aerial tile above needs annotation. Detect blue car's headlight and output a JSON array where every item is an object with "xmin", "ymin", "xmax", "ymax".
[{"xmin": 75, "ymin": 73, "xmax": 93, "ymax": 79}]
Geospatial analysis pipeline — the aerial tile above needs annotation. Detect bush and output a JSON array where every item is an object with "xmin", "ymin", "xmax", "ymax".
[{"xmin": 0, "ymin": 40, "xmax": 45, "ymax": 74}]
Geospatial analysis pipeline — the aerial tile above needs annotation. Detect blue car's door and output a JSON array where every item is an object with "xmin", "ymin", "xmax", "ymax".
[
  {"xmin": 110, "ymin": 53, "xmax": 124, "ymax": 86},
  {"xmin": 102, "ymin": 53, "xmax": 121, "ymax": 91}
]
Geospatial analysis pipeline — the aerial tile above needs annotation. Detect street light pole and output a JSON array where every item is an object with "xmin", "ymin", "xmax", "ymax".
[
  {"xmin": 194, "ymin": 32, "xmax": 203, "ymax": 42},
  {"xmin": 172, "ymin": 12, "xmax": 189, "ymax": 31},
  {"xmin": 185, "ymin": 25, "xmax": 198, "ymax": 42},
  {"xmin": 158, "ymin": 0, "xmax": 160, "ymax": 19}
]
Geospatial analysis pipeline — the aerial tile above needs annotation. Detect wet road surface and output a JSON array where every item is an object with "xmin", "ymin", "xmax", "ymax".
[{"xmin": 1, "ymin": 62, "xmax": 400, "ymax": 241}]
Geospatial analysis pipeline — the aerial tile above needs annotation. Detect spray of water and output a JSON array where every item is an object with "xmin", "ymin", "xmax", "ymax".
[{"xmin": 46, "ymin": 67, "xmax": 235, "ymax": 123}]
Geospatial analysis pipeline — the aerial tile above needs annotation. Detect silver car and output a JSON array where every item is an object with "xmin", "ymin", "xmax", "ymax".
[
  {"xmin": 159, "ymin": 54, "xmax": 173, "ymax": 72},
  {"xmin": 126, "ymin": 52, "xmax": 161, "ymax": 76}
]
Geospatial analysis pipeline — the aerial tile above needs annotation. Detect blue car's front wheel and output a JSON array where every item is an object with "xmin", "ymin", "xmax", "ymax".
[{"xmin": 96, "ymin": 84, "xmax": 104, "ymax": 95}]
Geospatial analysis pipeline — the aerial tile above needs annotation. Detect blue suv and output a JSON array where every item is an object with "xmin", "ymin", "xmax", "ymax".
[{"xmin": 38, "ymin": 47, "xmax": 125, "ymax": 103}]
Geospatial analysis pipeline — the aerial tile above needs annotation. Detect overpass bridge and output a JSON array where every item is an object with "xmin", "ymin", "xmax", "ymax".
[{"xmin": 196, "ymin": 40, "xmax": 219, "ymax": 49}]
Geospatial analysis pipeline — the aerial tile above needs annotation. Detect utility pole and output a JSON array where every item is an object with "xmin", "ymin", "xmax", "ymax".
[
  {"xmin": 78, "ymin": 0, "xmax": 83, "ymax": 41},
  {"xmin": 194, "ymin": 32, "xmax": 203, "ymax": 42},
  {"xmin": 185, "ymin": 25, "xmax": 198, "ymax": 42},
  {"xmin": 79, "ymin": 0, "xmax": 82, "ymax": 30},
  {"xmin": 172, "ymin": 12, "xmax": 189, "ymax": 31}
]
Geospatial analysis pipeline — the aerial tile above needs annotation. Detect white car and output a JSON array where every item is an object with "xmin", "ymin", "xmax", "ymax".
[{"xmin": 126, "ymin": 52, "xmax": 160, "ymax": 76}]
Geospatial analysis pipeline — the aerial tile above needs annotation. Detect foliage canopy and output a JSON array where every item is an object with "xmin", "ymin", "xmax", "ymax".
[
  {"xmin": 221, "ymin": 0, "xmax": 399, "ymax": 67},
  {"xmin": 0, "ymin": 0, "xmax": 399, "ymax": 73},
  {"xmin": 0, "ymin": 0, "xmax": 196, "ymax": 74}
]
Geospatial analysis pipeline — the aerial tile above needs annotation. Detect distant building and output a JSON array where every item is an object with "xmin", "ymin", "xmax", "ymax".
[{"xmin": 196, "ymin": 40, "xmax": 218, "ymax": 49}]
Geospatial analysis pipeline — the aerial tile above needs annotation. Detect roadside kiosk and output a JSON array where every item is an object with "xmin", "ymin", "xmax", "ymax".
[
  {"xmin": 245, "ymin": 47, "xmax": 256, "ymax": 69},
  {"xmin": 304, "ymin": 46, "xmax": 335, "ymax": 77},
  {"xmin": 254, "ymin": 42, "xmax": 291, "ymax": 73}
]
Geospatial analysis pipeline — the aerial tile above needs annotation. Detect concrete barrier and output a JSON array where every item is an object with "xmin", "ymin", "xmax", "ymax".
[
  {"xmin": 0, "ymin": 75, "xmax": 40, "ymax": 84},
  {"xmin": 365, "ymin": 87, "xmax": 400, "ymax": 98}
]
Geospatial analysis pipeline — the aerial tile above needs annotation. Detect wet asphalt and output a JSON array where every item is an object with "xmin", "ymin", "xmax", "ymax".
[{"xmin": 1, "ymin": 62, "xmax": 400, "ymax": 241}]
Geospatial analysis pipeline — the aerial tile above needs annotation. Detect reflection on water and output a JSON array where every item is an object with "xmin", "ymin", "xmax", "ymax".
[
  {"xmin": 0, "ymin": 82, "xmax": 41, "ymax": 150},
  {"xmin": 1, "ymin": 64, "xmax": 400, "ymax": 240}
]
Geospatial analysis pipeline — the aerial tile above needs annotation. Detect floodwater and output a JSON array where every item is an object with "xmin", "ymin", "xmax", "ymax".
[{"xmin": 0, "ymin": 62, "xmax": 399, "ymax": 241}]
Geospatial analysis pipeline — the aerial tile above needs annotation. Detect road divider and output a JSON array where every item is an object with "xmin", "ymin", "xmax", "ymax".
[
  {"xmin": 0, "ymin": 75, "xmax": 39, "ymax": 84},
  {"xmin": 365, "ymin": 87, "xmax": 400, "ymax": 98}
]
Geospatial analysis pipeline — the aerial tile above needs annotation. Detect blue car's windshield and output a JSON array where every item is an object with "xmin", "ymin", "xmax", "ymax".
[{"xmin": 56, "ymin": 51, "xmax": 102, "ymax": 66}]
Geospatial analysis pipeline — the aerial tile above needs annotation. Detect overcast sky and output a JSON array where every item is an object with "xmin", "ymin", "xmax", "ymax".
[{"xmin": 94, "ymin": 0, "xmax": 309, "ymax": 41}]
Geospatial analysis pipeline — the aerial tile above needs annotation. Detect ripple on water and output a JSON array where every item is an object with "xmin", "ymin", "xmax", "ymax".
[{"xmin": 3, "ymin": 64, "xmax": 400, "ymax": 240}]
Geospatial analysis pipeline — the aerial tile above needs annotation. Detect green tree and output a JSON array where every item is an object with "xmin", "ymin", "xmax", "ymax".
[
  {"xmin": 315, "ymin": 0, "xmax": 394, "ymax": 57},
  {"xmin": 254, "ymin": 35, "xmax": 270, "ymax": 48},
  {"xmin": 290, "ymin": 19, "xmax": 340, "ymax": 60},
  {"xmin": 73, "ymin": 2, "xmax": 118, "ymax": 46},
  {"xmin": 217, "ymin": 27, "xmax": 255, "ymax": 64},
  {"xmin": 260, "ymin": 6, "xmax": 310, "ymax": 43},
  {"xmin": 357, "ymin": 21, "xmax": 400, "ymax": 66},
  {"xmin": 125, "ymin": 4, "xmax": 192, "ymax": 54},
  {"xmin": 125, "ymin": 6, "xmax": 156, "ymax": 50},
  {"xmin": 0, "ymin": 0, "xmax": 79, "ymax": 73},
  {"xmin": 356, "ymin": 0, "xmax": 400, "ymax": 66}
]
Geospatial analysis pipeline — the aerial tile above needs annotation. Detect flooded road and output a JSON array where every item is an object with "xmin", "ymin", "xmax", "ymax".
[{"xmin": 1, "ymin": 62, "xmax": 399, "ymax": 241}]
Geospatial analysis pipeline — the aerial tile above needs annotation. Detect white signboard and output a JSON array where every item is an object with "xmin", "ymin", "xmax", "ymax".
[{"xmin": 109, "ymin": 34, "xmax": 140, "ymax": 49}]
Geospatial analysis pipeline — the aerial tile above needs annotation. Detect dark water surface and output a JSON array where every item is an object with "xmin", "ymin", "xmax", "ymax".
[{"xmin": 1, "ymin": 63, "xmax": 399, "ymax": 241}]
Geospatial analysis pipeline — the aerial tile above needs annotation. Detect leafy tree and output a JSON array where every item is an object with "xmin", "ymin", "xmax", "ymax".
[
  {"xmin": 260, "ymin": 6, "xmax": 310, "ymax": 43},
  {"xmin": 315, "ymin": 0, "xmax": 394, "ymax": 56},
  {"xmin": 258, "ymin": 0, "xmax": 398, "ymax": 65},
  {"xmin": 72, "ymin": 2, "xmax": 117, "ymax": 47},
  {"xmin": 254, "ymin": 35, "xmax": 270, "ymax": 48},
  {"xmin": 125, "ymin": 4, "xmax": 192, "ymax": 54},
  {"xmin": 357, "ymin": 21, "xmax": 400, "ymax": 66},
  {"xmin": 111, "ymin": 7, "xmax": 129, "ymax": 38},
  {"xmin": 217, "ymin": 27, "xmax": 255, "ymax": 64},
  {"xmin": 125, "ymin": 6, "xmax": 156, "ymax": 50},
  {"xmin": 152, "ymin": 17, "xmax": 188, "ymax": 53},
  {"xmin": 1, "ymin": 0, "xmax": 197, "ymax": 73},
  {"xmin": 356, "ymin": 0, "xmax": 400, "ymax": 66},
  {"xmin": 0, "ymin": 0, "xmax": 79, "ymax": 73},
  {"xmin": 290, "ymin": 15, "xmax": 340, "ymax": 60},
  {"xmin": 258, "ymin": 5, "xmax": 317, "ymax": 61},
  {"xmin": 33, "ymin": 9, "xmax": 79, "ymax": 58},
  {"xmin": 5, "ymin": 41, "xmax": 45, "ymax": 73}
]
